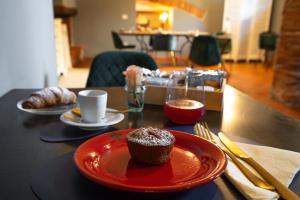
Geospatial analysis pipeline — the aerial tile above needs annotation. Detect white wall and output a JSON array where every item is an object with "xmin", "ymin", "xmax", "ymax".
[
  {"xmin": 222, "ymin": 0, "xmax": 273, "ymax": 61},
  {"xmin": 0, "ymin": 0, "xmax": 57, "ymax": 96},
  {"xmin": 173, "ymin": 0, "xmax": 224, "ymax": 55},
  {"xmin": 73, "ymin": 0, "xmax": 136, "ymax": 57},
  {"xmin": 173, "ymin": 0, "xmax": 224, "ymax": 32},
  {"xmin": 270, "ymin": 0, "xmax": 285, "ymax": 33}
]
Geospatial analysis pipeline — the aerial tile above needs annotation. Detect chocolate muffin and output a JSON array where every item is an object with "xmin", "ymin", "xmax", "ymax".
[{"xmin": 126, "ymin": 127, "xmax": 175, "ymax": 165}]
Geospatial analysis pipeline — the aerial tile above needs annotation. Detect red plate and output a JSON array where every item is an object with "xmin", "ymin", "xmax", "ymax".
[{"xmin": 74, "ymin": 129, "xmax": 227, "ymax": 192}]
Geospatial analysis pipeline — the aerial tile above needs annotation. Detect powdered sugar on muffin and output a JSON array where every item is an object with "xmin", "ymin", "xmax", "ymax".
[{"xmin": 126, "ymin": 127, "xmax": 174, "ymax": 146}]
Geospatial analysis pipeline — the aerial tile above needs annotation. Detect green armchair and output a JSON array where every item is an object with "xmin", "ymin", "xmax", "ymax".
[{"xmin": 86, "ymin": 51, "xmax": 157, "ymax": 87}]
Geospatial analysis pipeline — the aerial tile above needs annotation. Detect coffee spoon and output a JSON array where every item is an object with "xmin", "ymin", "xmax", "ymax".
[{"xmin": 71, "ymin": 107, "xmax": 133, "ymax": 117}]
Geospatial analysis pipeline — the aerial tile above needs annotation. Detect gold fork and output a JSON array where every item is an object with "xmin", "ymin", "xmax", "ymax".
[{"xmin": 194, "ymin": 122, "xmax": 275, "ymax": 190}]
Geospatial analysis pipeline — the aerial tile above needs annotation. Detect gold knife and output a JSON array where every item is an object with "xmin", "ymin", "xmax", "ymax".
[
  {"xmin": 194, "ymin": 124, "xmax": 274, "ymax": 190},
  {"xmin": 218, "ymin": 132, "xmax": 300, "ymax": 200}
]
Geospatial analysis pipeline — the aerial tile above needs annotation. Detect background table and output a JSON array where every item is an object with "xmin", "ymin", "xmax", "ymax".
[
  {"xmin": 118, "ymin": 30, "xmax": 230, "ymax": 53},
  {"xmin": 0, "ymin": 86, "xmax": 299, "ymax": 199}
]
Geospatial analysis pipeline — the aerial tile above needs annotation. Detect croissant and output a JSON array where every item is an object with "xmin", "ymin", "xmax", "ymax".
[{"xmin": 22, "ymin": 87, "xmax": 77, "ymax": 109}]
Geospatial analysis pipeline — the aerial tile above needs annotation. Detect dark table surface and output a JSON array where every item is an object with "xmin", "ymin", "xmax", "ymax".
[{"xmin": 0, "ymin": 86, "xmax": 299, "ymax": 199}]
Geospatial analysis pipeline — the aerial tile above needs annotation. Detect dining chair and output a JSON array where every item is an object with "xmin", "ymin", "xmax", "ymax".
[
  {"xmin": 259, "ymin": 31, "xmax": 277, "ymax": 65},
  {"xmin": 86, "ymin": 51, "xmax": 157, "ymax": 87},
  {"xmin": 215, "ymin": 32, "xmax": 232, "ymax": 56},
  {"xmin": 189, "ymin": 35, "xmax": 221, "ymax": 67},
  {"xmin": 111, "ymin": 31, "xmax": 136, "ymax": 50},
  {"xmin": 216, "ymin": 35, "xmax": 232, "ymax": 70},
  {"xmin": 259, "ymin": 31, "xmax": 277, "ymax": 51},
  {"xmin": 258, "ymin": 31, "xmax": 278, "ymax": 67},
  {"xmin": 149, "ymin": 34, "xmax": 177, "ymax": 66}
]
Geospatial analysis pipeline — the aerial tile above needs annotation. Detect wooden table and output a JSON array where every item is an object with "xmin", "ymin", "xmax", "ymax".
[
  {"xmin": 118, "ymin": 30, "xmax": 230, "ymax": 53},
  {"xmin": 0, "ymin": 86, "xmax": 299, "ymax": 199}
]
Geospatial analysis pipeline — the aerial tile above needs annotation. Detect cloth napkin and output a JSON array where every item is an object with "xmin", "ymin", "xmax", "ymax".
[{"xmin": 218, "ymin": 139, "xmax": 300, "ymax": 200}]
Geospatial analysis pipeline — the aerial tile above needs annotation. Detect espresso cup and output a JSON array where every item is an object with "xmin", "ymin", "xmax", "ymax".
[{"xmin": 78, "ymin": 90, "xmax": 107, "ymax": 123}]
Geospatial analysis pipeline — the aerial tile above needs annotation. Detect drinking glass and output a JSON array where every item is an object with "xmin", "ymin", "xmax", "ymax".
[
  {"xmin": 164, "ymin": 71, "xmax": 205, "ymax": 124},
  {"xmin": 125, "ymin": 82, "xmax": 146, "ymax": 112}
]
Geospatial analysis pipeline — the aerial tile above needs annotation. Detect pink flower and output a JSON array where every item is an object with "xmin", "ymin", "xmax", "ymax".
[{"xmin": 125, "ymin": 65, "xmax": 142, "ymax": 90}]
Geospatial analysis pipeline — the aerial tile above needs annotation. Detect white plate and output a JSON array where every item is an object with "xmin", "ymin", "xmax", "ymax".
[
  {"xmin": 17, "ymin": 100, "xmax": 77, "ymax": 116},
  {"xmin": 60, "ymin": 109, "xmax": 124, "ymax": 130}
]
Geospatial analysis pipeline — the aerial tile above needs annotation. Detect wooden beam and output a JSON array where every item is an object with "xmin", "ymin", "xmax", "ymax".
[
  {"xmin": 146, "ymin": 0, "xmax": 206, "ymax": 20},
  {"xmin": 54, "ymin": 5, "xmax": 78, "ymax": 18}
]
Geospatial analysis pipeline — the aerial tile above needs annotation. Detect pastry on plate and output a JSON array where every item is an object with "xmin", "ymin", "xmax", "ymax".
[
  {"xmin": 126, "ymin": 127, "xmax": 175, "ymax": 165},
  {"xmin": 22, "ymin": 87, "xmax": 77, "ymax": 109}
]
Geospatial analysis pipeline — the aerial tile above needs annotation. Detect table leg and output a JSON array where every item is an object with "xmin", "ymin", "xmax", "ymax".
[
  {"xmin": 135, "ymin": 36, "xmax": 149, "ymax": 52},
  {"xmin": 135, "ymin": 35, "xmax": 144, "ymax": 51},
  {"xmin": 179, "ymin": 36, "xmax": 192, "ymax": 55}
]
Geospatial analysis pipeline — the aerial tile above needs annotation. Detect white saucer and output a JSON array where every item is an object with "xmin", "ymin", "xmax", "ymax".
[
  {"xmin": 17, "ymin": 100, "xmax": 77, "ymax": 116},
  {"xmin": 60, "ymin": 108, "xmax": 124, "ymax": 130}
]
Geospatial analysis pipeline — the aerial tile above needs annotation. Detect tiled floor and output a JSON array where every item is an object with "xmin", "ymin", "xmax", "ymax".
[
  {"xmin": 59, "ymin": 58, "xmax": 300, "ymax": 120},
  {"xmin": 225, "ymin": 63, "xmax": 300, "ymax": 120}
]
